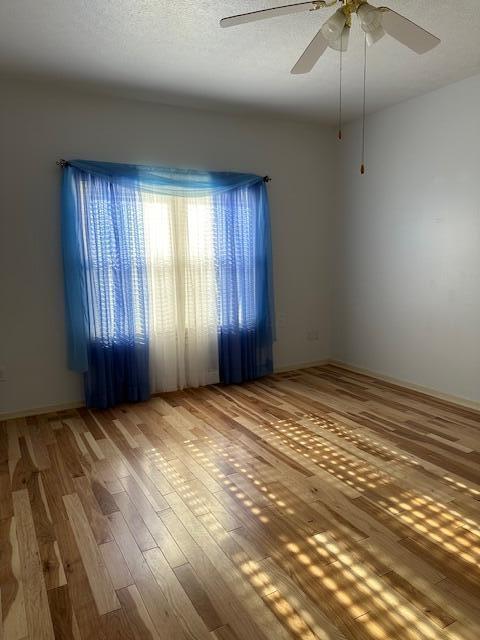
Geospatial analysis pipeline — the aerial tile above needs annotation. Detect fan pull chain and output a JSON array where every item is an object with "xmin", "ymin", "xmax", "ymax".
[
  {"xmin": 338, "ymin": 42, "xmax": 343, "ymax": 140},
  {"xmin": 361, "ymin": 31, "xmax": 367, "ymax": 175}
]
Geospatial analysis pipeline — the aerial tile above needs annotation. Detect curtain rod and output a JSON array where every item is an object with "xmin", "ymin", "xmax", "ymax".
[{"xmin": 56, "ymin": 159, "xmax": 271, "ymax": 182}]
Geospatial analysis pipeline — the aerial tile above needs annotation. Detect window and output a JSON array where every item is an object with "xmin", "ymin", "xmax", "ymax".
[
  {"xmin": 63, "ymin": 161, "xmax": 274, "ymax": 408},
  {"xmin": 142, "ymin": 192, "xmax": 219, "ymax": 391}
]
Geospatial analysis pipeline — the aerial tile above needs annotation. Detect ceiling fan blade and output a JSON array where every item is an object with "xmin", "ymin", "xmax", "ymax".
[
  {"xmin": 220, "ymin": 2, "xmax": 318, "ymax": 28},
  {"xmin": 291, "ymin": 26, "xmax": 328, "ymax": 74},
  {"xmin": 380, "ymin": 8, "xmax": 440, "ymax": 54}
]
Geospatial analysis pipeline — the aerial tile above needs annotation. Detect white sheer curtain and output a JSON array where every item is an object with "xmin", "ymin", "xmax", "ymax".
[{"xmin": 143, "ymin": 193, "xmax": 219, "ymax": 393}]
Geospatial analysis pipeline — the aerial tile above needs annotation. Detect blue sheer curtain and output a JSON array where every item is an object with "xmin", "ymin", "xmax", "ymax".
[
  {"xmin": 213, "ymin": 182, "xmax": 274, "ymax": 383},
  {"xmin": 62, "ymin": 166, "xmax": 150, "ymax": 407},
  {"xmin": 62, "ymin": 160, "xmax": 275, "ymax": 408}
]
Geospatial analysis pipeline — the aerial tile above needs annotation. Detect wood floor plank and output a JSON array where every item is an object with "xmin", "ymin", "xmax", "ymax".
[
  {"xmin": 160, "ymin": 507, "xmax": 269, "ymax": 640},
  {"xmin": 53, "ymin": 506, "xmax": 105, "ymax": 639},
  {"xmin": 258, "ymin": 556, "xmax": 349, "ymax": 640},
  {"xmin": 116, "ymin": 584, "xmax": 159, "ymax": 640},
  {"xmin": 100, "ymin": 540, "xmax": 134, "ymax": 590},
  {"xmin": 0, "ymin": 422, "xmax": 14, "ymax": 522},
  {"xmin": 63, "ymin": 492, "xmax": 120, "ymax": 615},
  {"xmin": 73, "ymin": 475, "xmax": 113, "ymax": 545},
  {"xmin": 144, "ymin": 547, "xmax": 212, "ymax": 640},
  {"xmin": 120, "ymin": 475, "xmax": 186, "ymax": 567},
  {"xmin": 211, "ymin": 625, "xmax": 243, "ymax": 640},
  {"xmin": 47, "ymin": 584, "xmax": 82, "ymax": 640},
  {"xmin": 165, "ymin": 491, "xmax": 296, "ymax": 640},
  {"xmin": 12, "ymin": 489, "xmax": 55, "ymax": 639},
  {"xmin": 113, "ymin": 490, "xmax": 157, "ymax": 552},
  {"xmin": 0, "ymin": 516, "xmax": 28, "ymax": 640},
  {"xmin": 107, "ymin": 509, "xmax": 197, "ymax": 640},
  {"xmin": 173, "ymin": 562, "xmax": 224, "ymax": 631}
]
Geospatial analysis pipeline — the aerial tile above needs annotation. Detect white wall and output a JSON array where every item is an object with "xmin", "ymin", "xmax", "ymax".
[
  {"xmin": 0, "ymin": 78, "xmax": 336, "ymax": 415},
  {"xmin": 333, "ymin": 74, "xmax": 480, "ymax": 403},
  {"xmin": 3, "ymin": 73, "xmax": 478, "ymax": 415}
]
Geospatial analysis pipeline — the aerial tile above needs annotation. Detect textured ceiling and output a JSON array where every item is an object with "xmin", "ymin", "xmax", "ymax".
[{"xmin": 1, "ymin": 0, "xmax": 480, "ymax": 122}]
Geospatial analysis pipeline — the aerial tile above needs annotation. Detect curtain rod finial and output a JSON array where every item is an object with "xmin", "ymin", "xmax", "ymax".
[
  {"xmin": 263, "ymin": 175, "xmax": 272, "ymax": 183},
  {"xmin": 57, "ymin": 159, "xmax": 68, "ymax": 168}
]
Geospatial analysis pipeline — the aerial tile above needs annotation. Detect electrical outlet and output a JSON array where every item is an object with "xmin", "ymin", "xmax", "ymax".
[{"xmin": 0, "ymin": 365, "xmax": 6, "ymax": 382}]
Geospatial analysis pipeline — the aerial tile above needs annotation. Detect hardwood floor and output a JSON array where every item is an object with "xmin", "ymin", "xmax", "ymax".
[{"xmin": 1, "ymin": 364, "xmax": 480, "ymax": 640}]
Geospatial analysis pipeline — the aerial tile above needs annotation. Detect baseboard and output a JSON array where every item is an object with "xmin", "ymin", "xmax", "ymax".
[
  {"xmin": 1, "ymin": 360, "xmax": 330, "ymax": 419},
  {"xmin": 0, "ymin": 401, "xmax": 84, "ymax": 421},
  {"xmin": 274, "ymin": 359, "xmax": 329, "ymax": 374},
  {"xmin": 327, "ymin": 359, "xmax": 480, "ymax": 413},
  {"xmin": 2, "ymin": 357, "xmax": 477, "ymax": 419}
]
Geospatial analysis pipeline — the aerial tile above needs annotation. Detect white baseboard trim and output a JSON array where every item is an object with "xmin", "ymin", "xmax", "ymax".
[
  {"xmin": 2, "ymin": 358, "xmax": 477, "ymax": 419},
  {"xmin": 274, "ymin": 359, "xmax": 329, "ymax": 374},
  {"xmin": 1, "ymin": 361, "xmax": 329, "ymax": 419},
  {"xmin": 328, "ymin": 359, "xmax": 480, "ymax": 413},
  {"xmin": 0, "ymin": 401, "xmax": 84, "ymax": 421}
]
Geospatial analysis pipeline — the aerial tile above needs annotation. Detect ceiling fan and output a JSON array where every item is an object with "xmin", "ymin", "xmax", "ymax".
[
  {"xmin": 221, "ymin": 1, "xmax": 440, "ymax": 174},
  {"xmin": 220, "ymin": 1, "xmax": 440, "ymax": 75}
]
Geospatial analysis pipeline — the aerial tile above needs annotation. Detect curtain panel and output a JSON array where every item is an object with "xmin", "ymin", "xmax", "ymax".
[{"xmin": 62, "ymin": 160, "xmax": 275, "ymax": 408}]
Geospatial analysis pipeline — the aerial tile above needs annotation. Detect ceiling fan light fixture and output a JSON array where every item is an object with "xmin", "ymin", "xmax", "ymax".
[
  {"xmin": 320, "ymin": 8, "xmax": 347, "ymax": 46},
  {"xmin": 365, "ymin": 24, "xmax": 385, "ymax": 46},
  {"xmin": 357, "ymin": 2, "xmax": 383, "ymax": 34},
  {"xmin": 328, "ymin": 25, "xmax": 350, "ymax": 52}
]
